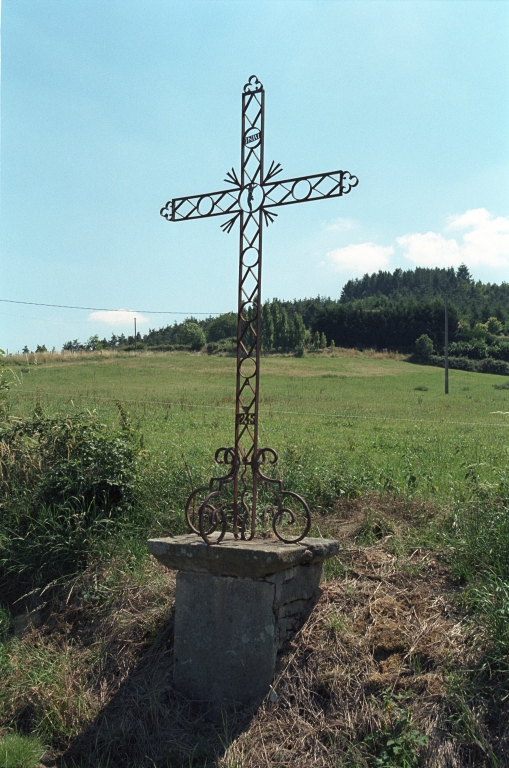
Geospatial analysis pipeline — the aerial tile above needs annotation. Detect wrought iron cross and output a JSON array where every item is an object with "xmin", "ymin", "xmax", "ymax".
[{"xmin": 161, "ymin": 75, "xmax": 359, "ymax": 545}]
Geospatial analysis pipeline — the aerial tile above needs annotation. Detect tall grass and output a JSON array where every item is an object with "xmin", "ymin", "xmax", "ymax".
[
  {"xmin": 452, "ymin": 489, "xmax": 509, "ymax": 669},
  {"xmin": 0, "ymin": 405, "xmax": 148, "ymax": 603},
  {"xmin": 0, "ymin": 732, "xmax": 46, "ymax": 768}
]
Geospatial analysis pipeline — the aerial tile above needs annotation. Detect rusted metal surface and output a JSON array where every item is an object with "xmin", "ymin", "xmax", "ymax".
[{"xmin": 161, "ymin": 76, "xmax": 359, "ymax": 544}]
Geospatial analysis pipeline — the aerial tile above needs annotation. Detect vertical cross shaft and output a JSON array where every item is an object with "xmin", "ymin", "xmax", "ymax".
[{"xmin": 234, "ymin": 79, "xmax": 265, "ymax": 539}]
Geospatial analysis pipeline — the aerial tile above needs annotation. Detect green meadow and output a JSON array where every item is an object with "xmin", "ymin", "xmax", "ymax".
[
  {"xmin": 9, "ymin": 349, "xmax": 509, "ymax": 511},
  {"xmin": 3, "ymin": 349, "xmax": 509, "ymax": 766}
]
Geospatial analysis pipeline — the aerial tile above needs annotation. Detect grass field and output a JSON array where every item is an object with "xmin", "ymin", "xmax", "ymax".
[
  {"xmin": 8, "ymin": 349, "xmax": 509, "ymax": 509},
  {"xmin": 1, "ymin": 349, "xmax": 509, "ymax": 767}
]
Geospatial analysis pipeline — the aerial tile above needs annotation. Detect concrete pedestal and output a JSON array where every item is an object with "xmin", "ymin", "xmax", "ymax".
[{"xmin": 148, "ymin": 534, "xmax": 339, "ymax": 710}]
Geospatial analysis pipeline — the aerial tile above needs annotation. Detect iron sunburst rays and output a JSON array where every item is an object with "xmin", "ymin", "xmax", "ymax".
[
  {"xmin": 220, "ymin": 161, "xmax": 283, "ymax": 234},
  {"xmin": 221, "ymin": 169, "xmax": 241, "ymax": 233},
  {"xmin": 224, "ymin": 167, "xmax": 241, "ymax": 188},
  {"xmin": 263, "ymin": 160, "xmax": 283, "ymax": 184},
  {"xmin": 221, "ymin": 213, "xmax": 241, "ymax": 234},
  {"xmin": 221, "ymin": 204, "xmax": 278, "ymax": 234}
]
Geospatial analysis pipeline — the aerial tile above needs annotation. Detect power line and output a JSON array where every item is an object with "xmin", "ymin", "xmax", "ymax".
[{"xmin": 0, "ymin": 299, "xmax": 219, "ymax": 315}]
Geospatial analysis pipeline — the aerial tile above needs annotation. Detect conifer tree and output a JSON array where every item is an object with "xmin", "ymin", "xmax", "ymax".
[
  {"xmin": 292, "ymin": 313, "xmax": 306, "ymax": 350},
  {"xmin": 261, "ymin": 302, "xmax": 274, "ymax": 351}
]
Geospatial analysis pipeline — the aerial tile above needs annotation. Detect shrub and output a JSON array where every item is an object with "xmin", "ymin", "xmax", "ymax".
[
  {"xmin": 426, "ymin": 355, "xmax": 478, "ymax": 372},
  {"xmin": 479, "ymin": 358, "xmax": 509, "ymax": 376},
  {"xmin": 0, "ymin": 410, "xmax": 138, "ymax": 519},
  {"xmin": 469, "ymin": 340, "xmax": 489, "ymax": 359},
  {"xmin": 472, "ymin": 322, "xmax": 489, "ymax": 340},
  {"xmin": 447, "ymin": 356, "xmax": 479, "ymax": 372},
  {"xmin": 488, "ymin": 341, "xmax": 509, "ymax": 362},
  {"xmin": 0, "ymin": 409, "xmax": 142, "ymax": 601},
  {"xmin": 448, "ymin": 341, "xmax": 472, "ymax": 357},
  {"xmin": 415, "ymin": 334, "xmax": 433, "ymax": 359},
  {"xmin": 206, "ymin": 337, "xmax": 236, "ymax": 355}
]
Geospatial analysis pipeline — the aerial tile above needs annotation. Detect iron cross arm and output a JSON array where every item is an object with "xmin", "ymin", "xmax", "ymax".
[{"xmin": 159, "ymin": 169, "xmax": 359, "ymax": 227}]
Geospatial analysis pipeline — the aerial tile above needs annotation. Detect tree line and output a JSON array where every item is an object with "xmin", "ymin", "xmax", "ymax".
[
  {"xmin": 38, "ymin": 265, "xmax": 509, "ymax": 356},
  {"xmin": 340, "ymin": 264, "xmax": 509, "ymax": 328}
]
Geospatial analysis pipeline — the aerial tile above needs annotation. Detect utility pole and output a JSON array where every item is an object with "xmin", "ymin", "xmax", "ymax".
[{"xmin": 444, "ymin": 294, "xmax": 449, "ymax": 394}]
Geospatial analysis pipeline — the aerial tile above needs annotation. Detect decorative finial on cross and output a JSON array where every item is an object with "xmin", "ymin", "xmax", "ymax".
[{"xmin": 161, "ymin": 77, "xmax": 359, "ymax": 544}]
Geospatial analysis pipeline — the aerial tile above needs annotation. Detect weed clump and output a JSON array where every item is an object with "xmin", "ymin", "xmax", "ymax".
[
  {"xmin": 0, "ymin": 408, "xmax": 143, "ymax": 602},
  {"xmin": 0, "ymin": 731, "xmax": 46, "ymax": 768}
]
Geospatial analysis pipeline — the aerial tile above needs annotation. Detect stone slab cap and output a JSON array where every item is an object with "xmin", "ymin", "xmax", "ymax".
[{"xmin": 147, "ymin": 533, "xmax": 339, "ymax": 578}]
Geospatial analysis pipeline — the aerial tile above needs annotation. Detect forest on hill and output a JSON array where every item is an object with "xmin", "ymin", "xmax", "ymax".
[{"xmin": 57, "ymin": 265, "xmax": 509, "ymax": 359}]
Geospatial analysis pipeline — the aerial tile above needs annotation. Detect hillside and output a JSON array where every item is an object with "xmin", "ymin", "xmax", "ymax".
[{"xmin": 53, "ymin": 265, "xmax": 509, "ymax": 357}]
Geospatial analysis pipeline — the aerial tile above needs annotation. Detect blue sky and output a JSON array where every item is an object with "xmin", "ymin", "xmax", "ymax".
[{"xmin": 1, "ymin": 0, "xmax": 508, "ymax": 352}]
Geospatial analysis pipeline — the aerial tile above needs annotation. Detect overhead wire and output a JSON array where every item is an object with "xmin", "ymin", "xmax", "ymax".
[
  {"xmin": 13, "ymin": 390, "xmax": 509, "ymax": 428},
  {"xmin": 0, "ymin": 299, "xmax": 219, "ymax": 315}
]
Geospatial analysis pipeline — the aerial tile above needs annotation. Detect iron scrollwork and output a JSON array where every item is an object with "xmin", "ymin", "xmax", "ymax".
[
  {"xmin": 162, "ymin": 76, "xmax": 359, "ymax": 544},
  {"xmin": 184, "ymin": 446, "xmax": 311, "ymax": 545}
]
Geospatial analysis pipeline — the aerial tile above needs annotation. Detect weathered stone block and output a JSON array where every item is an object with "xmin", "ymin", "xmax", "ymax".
[
  {"xmin": 148, "ymin": 533, "xmax": 339, "ymax": 579},
  {"xmin": 148, "ymin": 534, "xmax": 339, "ymax": 709},
  {"xmin": 174, "ymin": 571, "xmax": 277, "ymax": 706}
]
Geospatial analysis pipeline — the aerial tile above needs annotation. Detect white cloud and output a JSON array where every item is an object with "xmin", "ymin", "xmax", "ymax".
[
  {"xmin": 88, "ymin": 309, "xmax": 149, "ymax": 325},
  {"xmin": 325, "ymin": 217, "xmax": 357, "ymax": 233},
  {"xmin": 327, "ymin": 243, "xmax": 394, "ymax": 273},
  {"xmin": 397, "ymin": 208, "xmax": 509, "ymax": 269},
  {"xmin": 396, "ymin": 230, "xmax": 461, "ymax": 267}
]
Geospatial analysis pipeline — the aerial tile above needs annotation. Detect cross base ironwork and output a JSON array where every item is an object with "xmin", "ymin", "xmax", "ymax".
[{"xmin": 184, "ymin": 447, "xmax": 311, "ymax": 545}]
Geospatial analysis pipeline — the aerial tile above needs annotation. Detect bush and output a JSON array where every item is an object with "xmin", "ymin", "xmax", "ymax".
[
  {"xmin": 0, "ymin": 408, "xmax": 142, "ymax": 601},
  {"xmin": 488, "ymin": 341, "xmax": 509, "ymax": 362},
  {"xmin": 469, "ymin": 340, "xmax": 489, "ymax": 359},
  {"xmin": 479, "ymin": 358, "xmax": 509, "ymax": 376},
  {"xmin": 447, "ymin": 356, "xmax": 479, "ymax": 372},
  {"xmin": 448, "ymin": 341, "xmax": 472, "ymax": 357},
  {"xmin": 415, "ymin": 334, "xmax": 433, "ymax": 358},
  {"xmin": 206, "ymin": 337, "xmax": 236, "ymax": 355},
  {"xmin": 472, "ymin": 322, "xmax": 489, "ymax": 340},
  {"xmin": 426, "ymin": 355, "xmax": 477, "ymax": 372},
  {"xmin": 417, "ymin": 355, "xmax": 509, "ymax": 376}
]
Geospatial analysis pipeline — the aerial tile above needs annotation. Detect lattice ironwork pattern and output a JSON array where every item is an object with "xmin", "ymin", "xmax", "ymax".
[{"xmin": 161, "ymin": 75, "xmax": 359, "ymax": 544}]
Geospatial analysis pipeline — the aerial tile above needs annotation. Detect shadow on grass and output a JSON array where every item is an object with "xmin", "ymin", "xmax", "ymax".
[{"xmin": 58, "ymin": 613, "xmax": 255, "ymax": 768}]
